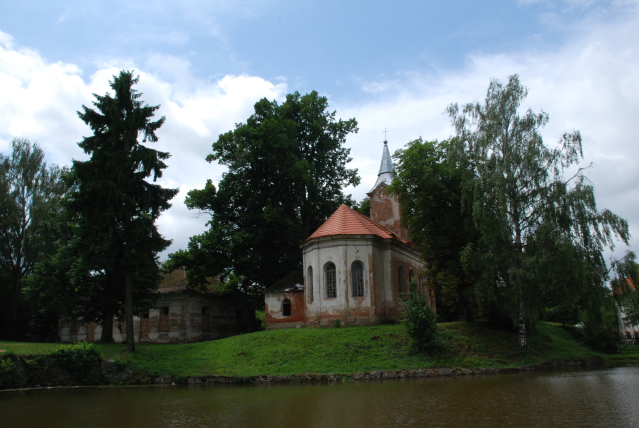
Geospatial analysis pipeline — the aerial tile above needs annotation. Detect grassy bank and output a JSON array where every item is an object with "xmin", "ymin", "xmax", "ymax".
[
  {"xmin": 1, "ymin": 322, "xmax": 598, "ymax": 378},
  {"xmin": 601, "ymin": 353, "xmax": 639, "ymax": 365}
]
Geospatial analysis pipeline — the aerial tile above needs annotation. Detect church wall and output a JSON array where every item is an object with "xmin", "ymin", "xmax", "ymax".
[
  {"xmin": 303, "ymin": 236, "xmax": 379, "ymax": 326},
  {"xmin": 301, "ymin": 235, "xmax": 428, "ymax": 326},
  {"xmin": 386, "ymin": 245, "xmax": 425, "ymax": 320},
  {"xmin": 367, "ymin": 239, "xmax": 425, "ymax": 321}
]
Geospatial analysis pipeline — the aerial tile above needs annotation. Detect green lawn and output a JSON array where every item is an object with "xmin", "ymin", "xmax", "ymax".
[{"xmin": 0, "ymin": 322, "xmax": 597, "ymax": 378}]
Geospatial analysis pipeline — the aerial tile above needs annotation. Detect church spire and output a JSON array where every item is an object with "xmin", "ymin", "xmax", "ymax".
[{"xmin": 369, "ymin": 140, "xmax": 394, "ymax": 193}]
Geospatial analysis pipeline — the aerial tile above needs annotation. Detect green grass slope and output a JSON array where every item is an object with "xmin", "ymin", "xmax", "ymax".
[{"xmin": 1, "ymin": 322, "xmax": 597, "ymax": 377}]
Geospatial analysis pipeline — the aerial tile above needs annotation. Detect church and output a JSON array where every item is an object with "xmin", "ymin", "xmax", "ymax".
[{"xmin": 265, "ymin": 141, "xmax": 435, "ymax": 329}]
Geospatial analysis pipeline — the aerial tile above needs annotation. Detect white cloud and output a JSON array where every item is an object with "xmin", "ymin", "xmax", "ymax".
[
  {"xmin": 2, "ymin": 0, "xmax": 639, "ymax": 264},
  {"xmin": 0, "ymin": 31, "xmax": 287, "ymax": 257},
  {"xmin": 339, "ymin": 0, "xmax": 639, "ymax": 259}
]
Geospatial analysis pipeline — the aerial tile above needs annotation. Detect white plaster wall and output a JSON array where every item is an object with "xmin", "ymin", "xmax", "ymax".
[
  {"xmin": 303, "ymin": 236, "xmax": 376, "ymax": 321},
  {"xmin": 302, "ymin": 234, "xmax": 426, "ymax": 324}
]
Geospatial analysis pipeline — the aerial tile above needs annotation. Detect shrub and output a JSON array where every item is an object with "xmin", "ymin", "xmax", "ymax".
[
  {"xmin": 255, "ymin": 310, "xmax": 266, "ymax": 331},
  {"xmin": 402, "ymin": 290, "xmax": 438, "ymax": 352},
  {"xmin": 51, "ymin": 342, "xmax": 103, "ymax": 385},
  {"xmin": 0, "ymin": 354, "xmax": 24, "ymax": 389}
]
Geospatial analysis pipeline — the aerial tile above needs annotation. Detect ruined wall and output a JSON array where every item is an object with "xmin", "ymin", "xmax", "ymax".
[
  {"xmin": 59, "ymin": 293, "xmax": 252, "ymax": 343},
  {"xmin": 368, "ymin": 184, "xmax": 408, "ymax": 240},
  {"xmin": 265, "ymin": 290, "xmax": 305, "ymax": 329}
]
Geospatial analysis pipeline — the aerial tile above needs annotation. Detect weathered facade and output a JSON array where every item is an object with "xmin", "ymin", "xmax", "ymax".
[
  {"xmin": 265, "ymin": 141, "xmax": 435, "ymax": 329},
  {"xmin": 60, "ymin": 270, "xmax": 255, "ymax": 343},
  {"xmin": 264, "ymin": 272, "xmax": 306, "ymax": 329}
]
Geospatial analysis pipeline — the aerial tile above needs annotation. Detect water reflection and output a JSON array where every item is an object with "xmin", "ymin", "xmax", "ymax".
[{"xmin": 2, "ymin": 366, "xmax": 638, "ymax": 427}]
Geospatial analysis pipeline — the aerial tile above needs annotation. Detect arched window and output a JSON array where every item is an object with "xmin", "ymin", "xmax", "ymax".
[
  {"xmin": 352, "ymin": 261, "xmax": 364, "ymax": 297},
  {"xmin": 398, "ymin": 263, "xmax": 404, "ymax": 294},
  {"xmin": 408, "ymin": 269, "xmax": 414, "ymax": 290},
  {"xmin": 325, "ymin": 262, "xmax": 336, "ymax": 299},
  {"xmin": 307, "ymin": 266, "xmax": 314, "ymax": 302},
  {"xmin": 282, "ymin": 299, "xmax": 291, "ymax": 317}
]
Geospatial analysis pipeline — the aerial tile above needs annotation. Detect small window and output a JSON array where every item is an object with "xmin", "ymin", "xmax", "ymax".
[
  {"xmin": 142, "ymin": 310, "xmax": 150, "ymax": 319},
  {"xmin": 408, "ymin": 269, "xmax": 414, "ymax": 290},
  {"xmin": 161, "ymin": 307, "xmax": 169, "ymax": 315},
  {"xmin": 282, "ymin": 299, "xmax": 291, "ymax": 317},
  {"xmin": 325, "ymin": 262, "xmax": 336, "ymax": 299},
  {"xmin": 307, "ymin": 266, "xmax": 314, "ymax": 302},
  {"xmin": 202, "ymin": 307, "xmax": 210, "ymax": 316},
  {"xmin": 398, "ymin": 264, "xmax": 404, "ymax": 294},
  {"xmin": 351, "ymin": 261, "xmax": 364, "ymax": 297}
]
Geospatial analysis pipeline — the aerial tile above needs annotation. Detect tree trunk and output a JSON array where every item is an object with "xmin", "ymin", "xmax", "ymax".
[
  {"xmin": 518, "ymin": 300, "xmax": 527, "ymax": 347},
  {"xmin": 125, "ymin": 271, "xmax": 135, "ymax": 352},
  {"xmin": 3, "ymin": 277, "xmax": 22, "ymax": 340},
  {"xmin": 302, "ymin": 204, "xmax": 312, "ymax": 240},
  {"xmin": 462, "ymin": 296, "xmax": 475, "ymax": 322},
  {"xmin": 99, "ymin": 305, "xmax": 115, "ymax": 343}
]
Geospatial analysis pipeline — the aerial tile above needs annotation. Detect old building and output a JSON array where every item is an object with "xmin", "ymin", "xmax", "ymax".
[
  {"xmin": 264, "ymin": 272, "xmax": 306, "ymax": 329},
  {"xmin": 59, "ymin": 269, "xmax": 255, "ymax": 343},
  {"xmin": 617, "ymin": 278, "xmax": 639, "ymax": 338},
  {"xmin": 265, "ymin": 141, "xmax": 434, "ymax": 329}
]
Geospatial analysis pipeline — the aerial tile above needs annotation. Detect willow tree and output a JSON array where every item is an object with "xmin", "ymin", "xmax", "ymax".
[
  {"xmin": 70, "ymin": 71, "xmax": 177, "ymax": 351},
  {"xmin": 447, "ymin": 75, "xmax": 631, "ymax": 347}
]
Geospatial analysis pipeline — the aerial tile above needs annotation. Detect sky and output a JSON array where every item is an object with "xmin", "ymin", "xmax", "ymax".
[{"xmin": 1, "ymin": 0, "xmax": 638, "ymax": 261}]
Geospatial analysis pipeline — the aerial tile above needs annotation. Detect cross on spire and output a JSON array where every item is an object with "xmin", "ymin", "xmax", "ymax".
[{"xmin": 383, "ymin": 128, "xmax": 389, "ymax": 143}]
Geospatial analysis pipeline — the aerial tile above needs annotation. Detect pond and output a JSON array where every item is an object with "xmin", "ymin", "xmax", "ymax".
[{"xmin": 2, "ymin": 365, "xmax": 639, "ymax": 427}]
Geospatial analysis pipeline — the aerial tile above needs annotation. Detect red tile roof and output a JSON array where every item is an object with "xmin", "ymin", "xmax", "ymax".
[{"xmin": 306, "ymin": 204, "xmax": 410, "ymax": 245}]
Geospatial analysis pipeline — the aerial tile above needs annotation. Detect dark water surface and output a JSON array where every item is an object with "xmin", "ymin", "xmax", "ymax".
[{"xmin": 2, "ymin": 365, "xmax": 639, "ymax": 427}]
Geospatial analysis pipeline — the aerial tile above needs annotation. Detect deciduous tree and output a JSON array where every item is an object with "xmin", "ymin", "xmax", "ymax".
[
  {"xmin": 0, "ymin": 139, "xmax": 67, "ymax": 339},
  {"xmin": 390, "ymin": 138, "xmax": 479, "ymax": 322},
  {"xmin": 169, "ymin": 91, "xmax": 359, "ymax": 293},
  {"xmin": 447, "ymin": 75, "xmax": 632, "ymax": 346}
]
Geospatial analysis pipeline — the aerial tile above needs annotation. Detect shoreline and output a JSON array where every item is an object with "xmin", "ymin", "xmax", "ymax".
[
  {"xmin": 1, "ymin": 355, "xmax": 609, "ymax": 392},
  {"xmin": 101, "ymin": 355, "xmax": 606, "ymax": 385}
]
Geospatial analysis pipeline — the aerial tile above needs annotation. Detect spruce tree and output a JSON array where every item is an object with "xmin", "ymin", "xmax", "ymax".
[{"xmin": 71, "ymin": 71, "xmax": 177, "ymax": 351}]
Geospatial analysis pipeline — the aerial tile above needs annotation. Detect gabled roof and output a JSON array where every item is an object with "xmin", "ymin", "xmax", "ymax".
[
  {"xmin": 264, "ymin": 271, "xmax": 304, "ymax": 294},
  {"xmin": 306, "ymin": 204, "xmax": 410, "ymax": 245},
  {"xmin": 157, "ymin": 268, "xmax": 221, "ymax": 295},
  {"xmin": 368, "ymin": 141, "xmax": 394, "ymax": 193}
]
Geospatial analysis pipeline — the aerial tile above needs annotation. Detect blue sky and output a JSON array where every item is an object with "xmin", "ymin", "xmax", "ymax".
[
  {"xmin": 1, "ymin": 1, "xmax": 597, "ymax": 96},
  {"xmin": 1, "ymin": 0, "xmax": 638, "ymax": 259}
]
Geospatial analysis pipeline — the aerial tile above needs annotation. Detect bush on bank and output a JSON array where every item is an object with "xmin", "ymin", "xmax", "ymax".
[{"xmin": 0, "ymin": 342, "xmax": 104, "ymax": 389}]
